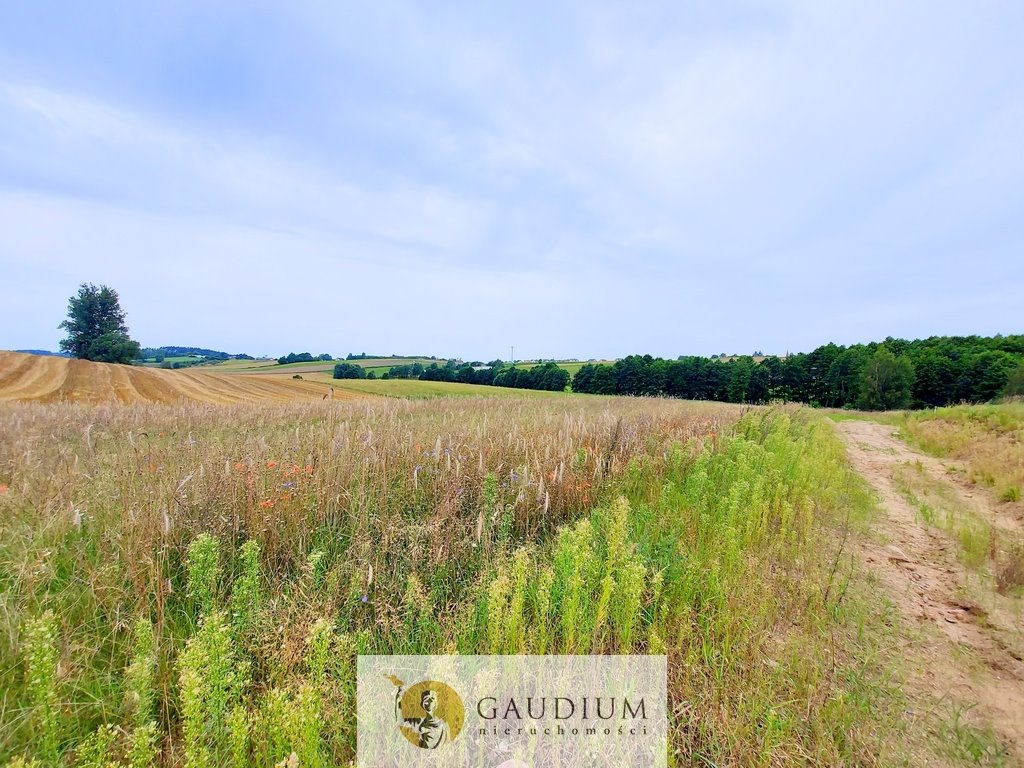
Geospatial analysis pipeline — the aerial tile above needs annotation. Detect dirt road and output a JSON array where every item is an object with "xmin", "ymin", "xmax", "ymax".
[{"xmin": 837, "ymin": 419, "xmax": 1024, "ymax": 762}]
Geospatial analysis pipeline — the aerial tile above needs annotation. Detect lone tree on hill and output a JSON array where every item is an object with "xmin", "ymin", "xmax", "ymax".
[{"xmin": 59, "ymin": 283, "xmax": 141, "ymax": 364}]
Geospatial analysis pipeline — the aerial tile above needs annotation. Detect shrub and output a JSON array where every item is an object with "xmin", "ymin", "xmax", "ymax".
[{"xmin": 332, "ymin": 363, "xmax": 365, "ymax": 380}]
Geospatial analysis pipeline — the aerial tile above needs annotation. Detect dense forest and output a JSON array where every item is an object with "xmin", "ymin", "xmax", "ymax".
[{"xmin": 572, "ymin": 335, "xmax": 1024, "ymax": 409}]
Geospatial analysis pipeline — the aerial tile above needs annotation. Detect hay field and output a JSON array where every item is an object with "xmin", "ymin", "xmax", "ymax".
[{"xmin": 0, "ymin": 352, "xmax": 359, "ymax": 406}]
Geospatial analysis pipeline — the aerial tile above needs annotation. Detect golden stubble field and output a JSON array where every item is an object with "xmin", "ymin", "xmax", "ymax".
[{"xmin": 0, "ymin": 352, "xmax": 355, "ymax": 405}]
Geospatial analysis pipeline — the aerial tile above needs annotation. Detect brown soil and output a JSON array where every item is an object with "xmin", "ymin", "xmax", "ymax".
[{"xmin": 837, "ymin": 419, "xmax": 1024, "ymax": 762}]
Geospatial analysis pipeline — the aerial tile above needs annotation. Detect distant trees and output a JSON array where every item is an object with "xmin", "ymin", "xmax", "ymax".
[
  {"xmin": 140, "ymin": 346, "xmax": 236, "ymax": 360},
  {"xmin": 573, "ymin": 363, "xmax": 616, "ymax": 394},
  {"xmin": 277, "ymin": 352, "xmax": 332, "ymax": 365},
  {"xmin": 1003, "ymin": 362, "xmax": 1024, "ymax": 398},
  {"xmin": 297, "ymin": 335, "xmax": 1023, "ymax": 408},
  {"xmin": 492, "ymin": 362, "xmax": 569, "ymax": 391},
  {"xmin": 857, "ymin": 348, "xmax": 914, "ymax": 410},
  {"xmin": 58, "ymin": 283, "xmax": 140, "ymax": 364},
  {"xmin": 570, "ymin": 335, "xmax": 1024, "ymax": 410},
  {"xmin": 381, "ymin": 360, "xmax": 570, "ymax": 393},
  {"xmin": 388, "ymin": 362, "xmax": 426, "ymax": 379},
  {"xmin": 332, "ymin": 363, "xmax": 366, "ymax": 379}
]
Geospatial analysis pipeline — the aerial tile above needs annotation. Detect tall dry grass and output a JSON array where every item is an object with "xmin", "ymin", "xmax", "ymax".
[
  {"xmin": 0, "ymin": 396, "xmax": 901, "ymax": 765},
  {"xmin": 0, "ymin": 397, "xmax": 733, "ymax": 762},
  {"xmin": 900, "ymin": 401, "xmax": 1024, "ymax": 506}
]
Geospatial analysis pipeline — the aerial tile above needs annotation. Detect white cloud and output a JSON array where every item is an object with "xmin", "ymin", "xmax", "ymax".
[
  {"xmin": 0, "ymin": 82, "xmax": 492, "ymax": 255},
  {"xmin": 0, "ymin": 1, "xmax": 1021, "ymax": 356}
]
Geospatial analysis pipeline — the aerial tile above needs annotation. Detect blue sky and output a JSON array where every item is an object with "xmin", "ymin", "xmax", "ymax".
[{"xmin": 1, "ymin": 1, "xmax": 1021, "ymax": 360}]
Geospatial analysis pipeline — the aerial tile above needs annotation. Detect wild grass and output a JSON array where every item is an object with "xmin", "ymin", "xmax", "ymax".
[
  {"xmin": 891, "ymin": 461, "xmax": 994, "ymax": 572},
  {"xmin": 896, "ymin": 403, "xmax": 1024, "ymax": 594},
  {"xmin": 0, "ymin": 396, "xmax": 902, "ymax": 765},
  {"xmin": 899, "ymin": 402, "xmax": 1024, "ymax": 510}
]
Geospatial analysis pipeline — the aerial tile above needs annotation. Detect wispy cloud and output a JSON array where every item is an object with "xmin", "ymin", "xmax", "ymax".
[{"xmin": 0, "ymin": 1, "xmax": 1021, "ymax": 358}]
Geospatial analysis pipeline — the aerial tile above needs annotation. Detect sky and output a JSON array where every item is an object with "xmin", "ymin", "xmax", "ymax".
[{"xmin": 1, "ymin": 1, "xmax": 1021, "ymax": 361}]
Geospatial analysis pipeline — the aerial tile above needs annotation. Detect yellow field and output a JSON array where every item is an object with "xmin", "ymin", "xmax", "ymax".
[{"xmin": 0, "ymin": 351, "xmax": 361, "ymax": 405}]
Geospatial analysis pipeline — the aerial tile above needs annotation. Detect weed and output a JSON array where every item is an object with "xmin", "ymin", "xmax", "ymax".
[
  {"xmin": 229, "ymin": 540, "xmax": 262, "ymax": 635},
  {"xmin": 124, "ymin": 618, "xmax": 156, "ymax": 728},
  {"xmin": 178, "ymin": 611, "xmax": 248, "ymax": 768},
  {"xmin": 186, "ymin": 534, "xmax": 222, "ymax": 617},
  {"xmin": 22, "ymin": 611, "xmax": 60, "ymax": 766}
]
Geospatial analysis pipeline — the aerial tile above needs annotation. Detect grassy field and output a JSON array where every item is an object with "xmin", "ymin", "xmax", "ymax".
[
  {"xmin": 308, "ymin": 374, "xmax": 561, "ymax": 399},
  {"xmin": 216, "ymin": 358, "xmax": 608, "ymax": 386},
  {"xmin": 206, "ymin": 359, "xmax": 278, "ymax": 371},
  {"xmin": 0, "ymin": 390, "xmax": 917, "ymax": 766},
  {"xmin": 136, "ymin": 356, "xmax": 206, "ymax": 368},
  {"xmin": 513, "ymin": 360, "xmax": 615, "ymax": 377},
  {"xmin": 214, "ymin": 358, "xmax": 445, "ymax": 374},
  {"xmin": 898, "ymin": 400, "xmax": 1024, "ymax": 506}
]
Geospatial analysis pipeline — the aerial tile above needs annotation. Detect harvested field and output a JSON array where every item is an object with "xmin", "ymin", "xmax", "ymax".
[{"xmin": 0, "ymin": 351, "xmax": 359, "ymax": 405}]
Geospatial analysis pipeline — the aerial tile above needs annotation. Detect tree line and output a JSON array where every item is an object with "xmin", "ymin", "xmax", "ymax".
[
  {"xmin": 572, "ymin": 335, "xmax": 1024, "ymax": 409},
  {"xmin": 338, "ymin": 360, "xmax": 571, "ymax": 392},
  {"xmin": 277, "ymin": 352, "xmax": 333, "ymax": 365},
  {"xmin": 53, "ymin": 285, "xmax": 1022, "ymax": 409},
  {"xmin": 139, "ymin": 346, "xmax": 251, "ymax": 361}
]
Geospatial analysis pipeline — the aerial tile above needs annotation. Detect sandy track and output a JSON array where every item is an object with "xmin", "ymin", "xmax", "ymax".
[
  {"xmin": 837, "ymin": 420, "xmax": 1024, "ymax": 760},
  {"xmin": 0, "ymin": 351, "xmax": 363, "ymax": 405}
]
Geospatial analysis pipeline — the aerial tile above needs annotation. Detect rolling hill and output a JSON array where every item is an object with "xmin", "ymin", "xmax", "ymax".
[{"xmin": 0, "ymin": 351, "xmax": 361, "ymax": 405}]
